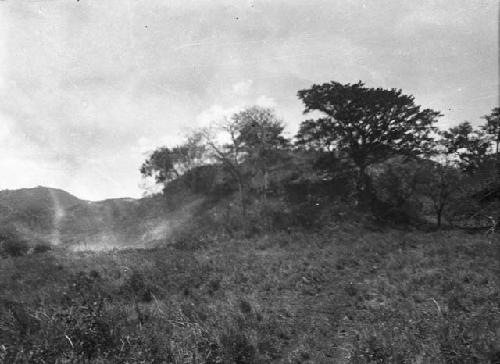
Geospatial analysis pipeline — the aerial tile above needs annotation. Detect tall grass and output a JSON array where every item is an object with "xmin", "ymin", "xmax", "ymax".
[{"xmin": 0, "ymin": 225, "xmax": 499, "ymax": 363}]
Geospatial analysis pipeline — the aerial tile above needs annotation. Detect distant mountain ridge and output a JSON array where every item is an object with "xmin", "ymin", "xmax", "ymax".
[
  {"xmin": 0, "ymin": 186, "xmax": 174, "ymax": 249},
  {"xmin": 0, "ymin": 186, "xmax": 84, "ymax": 212}
]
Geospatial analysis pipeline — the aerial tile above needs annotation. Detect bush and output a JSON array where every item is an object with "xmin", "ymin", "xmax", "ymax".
[
  {"xmin": 369, "ymin": 159, "xmax": 424, "ymax": 224},
  {"xmin": 121, "ymin": 270, "xmax": 156, "ymax": 303},
  {"xmin": 0, "ymin": 227, "xmax": 29, "ymax": 258},
  {"xmin": 33, "ymin": 243, "xmax": 52, "ymax": 254},
  {"xmin": 221, "ymin": 330, "xmax": 257, "ymax": 364}
]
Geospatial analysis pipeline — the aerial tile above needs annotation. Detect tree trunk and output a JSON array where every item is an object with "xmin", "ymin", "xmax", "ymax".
[
  {"xmin": 356, "ymin": 167, "xmax": 375, "ymax": 207},
  {"xmin": 237, "ymin": 178, "xmax": 245, "ymax": 217},
  {"xmin": 436, "ymin": 206, "xmax": 443, "ymax": 229},
  {"xmin": 262, "ymin": 169, "xmax": 268, "ymax": 203},
  {"xmin": 496, "ymin": 136, "xmax": 500, "ymax": 182}
]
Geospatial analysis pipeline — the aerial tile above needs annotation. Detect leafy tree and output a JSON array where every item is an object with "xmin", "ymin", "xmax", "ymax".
[
  {"xmin": 232, "ymin": 106, "xmax": 289, "ymax": 199},
  {"xmin": 296, "ymin": 81, "xmax": 440, "ymax": 199},
  {"xmin": 175, "ymin": 132, "xmax": 207, "ymax": 172},
  {"xmin": 481, "ymin": 107, "xmax": 500, "ymax": 155},
  {"xmin": 295, "ymin": 118, "xmax": 340, "ymax": 152},
  {"xmin": 417, "ymin": 161, "xmax": 463, "ymax": 228},
  {"xmin": 197, "ymin": 125, "xmax": 248, "ymax": 215},
  {"xmin": 140, "ymin": 147, "xmax": 178, "ymax": 184},
  {"xmin": 140, "ymin": 133, "xmax": 206, "ymax": 185},
  {"xmin": 373, "ymin": 158, "xmax": 421, "ymax": 215},
  {"xmin": 481, "ymin": 107, "xmax": 500, "ymax": 180},
  {"xmin": 0, "ymin": 226, "xmax": 29, "ymax": 257},
  {"xmin": 439, "ymin": 121, "xmax": 491, "ymax": 174},
  {"xmin": 198, "ymin": 106, "xmax": 289, "ymax": 211}
]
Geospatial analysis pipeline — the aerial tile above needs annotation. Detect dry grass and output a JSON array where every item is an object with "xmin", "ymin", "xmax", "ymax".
[{"xmin": 0, "ymin": 225, "xmax": 499, "ymax": 363}]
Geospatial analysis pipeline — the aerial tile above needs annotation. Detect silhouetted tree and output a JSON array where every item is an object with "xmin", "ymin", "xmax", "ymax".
[
  {"xmin": 440, "ymin": 121, "xmax": 491, "ymax": 174},
  {"xmin": 482, "ymin": 107, "xmax": 500, "ymax": 154},
  {"xmin": 374, "ymin": 158, "xmax": 421, "ymax": 216},
  {"xmin": 481, "ymin": 107, "xmax": 500, "ymax": 180},
  {"xmin": 417, "ymin": 161, "xmax": 463, "ymax": 228},
  {"xmin": 140, "ymin": 147, "xmax": 179, "ymax": 184},
  {"xmin": 140, "ymin": 133, "xmax": 206, "ymax": 185},
  {"xmin": 295, "ymin": 118, "xmax": 336, "ymax": 152},
  {"xmin": 296, "ymin": 81, "xmax": 441, "ymax": 201}
]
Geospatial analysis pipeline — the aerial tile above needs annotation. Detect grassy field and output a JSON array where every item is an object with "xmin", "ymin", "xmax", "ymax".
[{"xmin": 1, "ymin": 224, "xmax": 499, "ymax": 363}]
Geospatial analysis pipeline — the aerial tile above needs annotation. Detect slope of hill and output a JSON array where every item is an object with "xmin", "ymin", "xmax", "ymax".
[
  {"xmin": 0, "ymin": 186, "xmax": 84, "ymax": 212},
  {"xmin": 0, "ymin": 186, "xmax": 182, "ymax": 249},
  {"xmin": 0, "ymin": 187, "xmax": 85, "ymax": 243}
]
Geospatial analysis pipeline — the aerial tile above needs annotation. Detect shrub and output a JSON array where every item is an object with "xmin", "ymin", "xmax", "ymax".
[
  {"xmin": 0, "ymin": 227, "xmax": 29, "ymax": 258},
  {"xmin": 32, "ymin": 243, "xmax": 52, "ymax": 254},
  {"xmin": 121, "ymin": 270, "xmax": 156, "ymax": 303},
  {"xmin": 221, "ymin": 330, "xmax": 257, "ymax": 364}
]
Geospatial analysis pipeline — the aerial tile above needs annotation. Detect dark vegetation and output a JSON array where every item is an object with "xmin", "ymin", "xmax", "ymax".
[
  {"xmin": 142, "ymin": 81, "xmax": 500, "ymax": 233},
  {"xmin": 1, "ymin": 81, "xmax": 500, "ymax": 362}
]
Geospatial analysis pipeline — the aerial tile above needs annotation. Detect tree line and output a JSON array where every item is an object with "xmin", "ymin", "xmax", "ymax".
[{"xmin": 141, "ymin": 80, "xmax": 500, "ymax": 230}]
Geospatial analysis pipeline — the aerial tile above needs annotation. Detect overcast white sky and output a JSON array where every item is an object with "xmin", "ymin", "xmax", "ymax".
[{"xmin": 0, "ymin": 0, "xmax": 497, "ymax": 200}]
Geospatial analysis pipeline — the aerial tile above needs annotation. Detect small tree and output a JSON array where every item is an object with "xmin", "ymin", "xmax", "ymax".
[
  {"xmin": 440, "ymin": 121, "xmax": 491, "ymax": 174},
  {"xmin": 295, "ymin": 118, "xmax": 337, "ymax": 152},
  {"xmin": 197, "ymin": 106, "xmax": 289, "ymax": 212},
  {"xmin": 482, "ymin": 107, "xmax": 500, "ymax": 154},
  {"xmin": 417, "ymin": 161, "xmax": 463, "ymax": 228},
  {"xmin": 232, "ymin": 106, "xmax": 289, "ymax": 200},
  {"xmin": 481, "ymin": 107, "xmax": 500, "ymax": 180},
  {"xmin": 140, "ymin": 134, "xmax": 206, "ymax": 185},
  {"xmin": 0, "ymin": 227, "xmax": 29, "ymax": 258},
  {"xmin": 373, "ymin": 158, "xmax": 421, "ymax": 215},
  {"xmin": 196, "ymin": 126, "xmax": 248, "ymax": 215},
  {"xmin": 296, "ymin": 81, "xmax": 440, "ymax": 201}
]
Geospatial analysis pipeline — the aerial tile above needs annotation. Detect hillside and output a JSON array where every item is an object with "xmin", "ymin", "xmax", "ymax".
[
  {"xmin": 0, "ymin": 187, "xmax": 84, "ymax": 212},
  {"xmin": 0, "ymin": 187, "xmax": 179, "ymax": 249}
]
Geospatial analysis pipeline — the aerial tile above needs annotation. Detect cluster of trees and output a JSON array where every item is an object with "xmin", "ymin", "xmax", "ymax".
[
  {"xmin": 141, "ymin": 80, "xmax": 500, "ymax": 229},
  {"xmin": 141, "ymin": 106, "xmax": 290, "ymax": 213}
]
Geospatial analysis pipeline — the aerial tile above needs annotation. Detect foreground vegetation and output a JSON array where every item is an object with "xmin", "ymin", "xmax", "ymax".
[{"xmin": 1, "ymin": 221, "xmax": 499, "ymax": 363}]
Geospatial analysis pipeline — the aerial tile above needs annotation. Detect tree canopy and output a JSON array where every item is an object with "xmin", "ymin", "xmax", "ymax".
[
  {"xmin": 139, "ymin": 79, "xmax": 499, "ymax": 229},
  {"xmin": 140, "ymin": 133, "xmax": 206, "ymax": 184},
  {"xmin": 231, "ymin": 106, "xmax": 289, "ymax": 172},
  {"xmin": 439, "ymin": 121, "xmax": 491, "ymax": 174},
  {"xmin": 296, "ymin": 81, "xmax": 441, "ymax": 170},
  {"xmin": 481, "ymin": 107, "xmax": 500, "ymax": 144}
]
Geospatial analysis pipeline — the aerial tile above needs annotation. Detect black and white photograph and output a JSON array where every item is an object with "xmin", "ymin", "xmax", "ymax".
[{"xmin": 0, "ymin": 0, "xmax": 499, "ymax": 362}]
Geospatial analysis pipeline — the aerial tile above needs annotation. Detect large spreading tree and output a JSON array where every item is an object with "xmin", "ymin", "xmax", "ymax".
[{"xmin": 296, "ymin": 81, "xmax": 441, "ymax": 196}]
